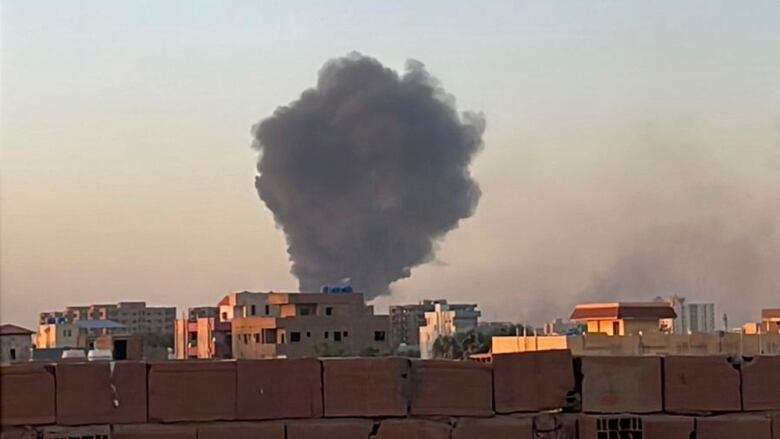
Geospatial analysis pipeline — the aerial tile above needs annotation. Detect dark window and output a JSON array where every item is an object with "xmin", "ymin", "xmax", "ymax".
[
  {"xmin": 291, "ymin": 332, "xmax": 301, "ymax": 342},
  {"xmin": 374, "ymin": 331, "xmax": 386, "ymax": 341},
  {"xmin": 221, "ymin": 312, "xmax": 227, "ymax": 320},
  {"xmin": 253, "ymin": 333, "xmax": 260, "ymax": 343},
  {"xmin": 265, "ymin": 305, "xmax": 270, "ymax": 315},
  {"xmin": 334, "ymin": 331, "xmax": 342, "ymax": 342},
  {"xmin": 612, "ymin": 321, "xmax": 620, "ymax": 335},
  {"xmin": 324, "ymin": 331, "xmax": 329, "ymax": 339},
  {"xmin": 300, "ymin": 307, "xmax": 311, "ymax": 316},
  {"xmin": 306, "ymin": 331, "xmax": 311, "ymax": 337},
  {"xmin": 280, "ymin": 333, "xmax": 286, "ymax": 344},
  {"xmin": 325, "ymin": 307, "xmax": 333, "ymax": 316},
  {"xmin": 10, "ymin": 349, "xmax": 16, "ymax": 360},
  {"xmin": 251, "ymin": 305, "xmax": 256, "ymax": 315},
  {"xmin": 344, "ymin": 331, "xmax": 349, "ymax": 337}
]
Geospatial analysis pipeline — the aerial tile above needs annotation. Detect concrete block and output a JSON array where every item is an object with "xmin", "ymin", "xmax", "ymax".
[
  {"xmin": 580, "ymin": 356, "xmax": 662, "ymax": 413},
  {"xmin": 664, "ymin": 356, "xmax": 741, "ymax": 413},
  {"xmin": 531, "ymin": 412, "xmax": 578, "ymax": 439},
  {"xmin": 323, "ymin": 358, "xmax": 408, "ymax": 417},
  {"xmin": 696, "ymin": 414, "xmax": 772, "ymax": 439},
  {"xmin": 453, "ymin": 417, "xmax": 533, "ymax": 439},
  {"xmin": 148, "ymin": 360, "xmax": 236, "ymax": 422},
  {"xmin": 742, "ymin": 356, "xmax": 780, "ymax": 410},
  {"xmin": 286, "ymin": 419, "xmax": 374, "ymax": 439},
  {"xmin": 113, "ymin": 425, "xmax": 197, "ymax": 439},
  {"xmin": 374, "ymin": 419, "xmax": 451, "ymax": 439},
  {"xmin": 197, "ymin": 422, "xmax": 285, "ymax": 439},
  {"xmin": 492, "ymin": 350, "xmax": 575, "ymax": 413},
  {"xmin": 237, "ymin": 358, "xmax": 322, "ymax": 420},
  {"xmin": 0, "ymin": 428, "xmax": 36, "ymax": 439},
  {"xmin": 642, "ymin": 415, "xmax": 695, "ymax": 439},
  {"xmin": 0, "ymin": 364, "xmax": 56, "ymax": 426},
  {"xmin": 410, "ymin": 359, "xmax": 493, "ymax": 417},
  {"xmin": 41, "ymin": 425, "xmax": 111, "ymax": 439},
  {"xmin": 56, "ymin": 361, "xmax": 147, "ymax": 425},
  {"xmin": 771, "ymin": 412, "xmax": 779, "ymax": 439}
]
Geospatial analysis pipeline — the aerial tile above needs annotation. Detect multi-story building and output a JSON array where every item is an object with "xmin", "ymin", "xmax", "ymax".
[
  {"xmin": 35, "ymin": 318, "xmax": 128, "ymax": 350},
  {"xmin": 188, "ymin": 306, "xmax": 219, "ymax": 320},
  {"xmin": 419, "ymin": 302, "xmax": 481, "ymax": 359},
  {"xmin": 39, "ymin": 301, "xmax": 176, "ymax": 340},
  {"xmin": 230, "ymin": 291, "xmax": 390, "ymax": 359},
  {"xmin": 762, "ymin": 308, "xmax": 780, "ymax": 333},
  {"xmin": 389, "ymin": 299, "xmax": 482, "ymax": 349},
  {"xmin": 668, "ymin": 296, "xmax": 715, "ymax": 333},
  {"xmin": 0, "ymin": 324, "xmax": 34, "ymax": 362},
  {"xmin": 570, "ymin": 302, "xmax": 677, "ymax": 336},
  {"xmin": 175, "ymin": 316, "xmax": 232, "ymax": 359}
]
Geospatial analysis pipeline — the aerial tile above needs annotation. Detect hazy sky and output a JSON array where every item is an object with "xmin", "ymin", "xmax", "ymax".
[{"xmin": 2, "ymin": 1, "xmax": 779, "ymax": 329}]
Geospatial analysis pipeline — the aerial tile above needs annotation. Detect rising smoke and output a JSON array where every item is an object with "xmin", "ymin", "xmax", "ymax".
[{"xmin": 252, "ymin": 53, "xmax": 485, "ymax": 298}]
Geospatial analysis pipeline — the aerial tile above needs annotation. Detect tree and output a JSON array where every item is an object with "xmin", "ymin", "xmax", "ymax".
[{"xmin": 432, "ymin": 335, "xmax": 463, "ymax": 359}]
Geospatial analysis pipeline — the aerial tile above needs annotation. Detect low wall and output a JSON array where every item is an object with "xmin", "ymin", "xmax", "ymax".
[{"xmin": 1, "ymin": 353, "xmax": 779, "ymax": 438}]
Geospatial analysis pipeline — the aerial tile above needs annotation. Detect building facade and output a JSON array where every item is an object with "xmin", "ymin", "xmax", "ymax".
[
  {"xmin": 230, "ymin": 291, "xmax": 390, "ymax": 359},
  {"xmin": 668, "ymin": 296, "xmax": 716, "ymax": 333},
  {"xmin": 570, "ymin": 302, "xmax": 677, "ymax": 336},
  {"xmin": 762, "ymin": 308, "xmax": 780, "ymax": 333},
  {"xmin": 0, "ymin": 324, "xmax": 34, "ymax": 362},
  {"xmin": 389, "ymin": 299, "xmax": 483, "ymax": 350},
  {"xmin": 174, "ymin": 316, "xmax": 232, "ymax": 359},
  {"xmin": 419, "ymin": 302, "xmax": 481, "ymax": 359},
  {"xmin": 39, "ymin": 301, "xmax": 175, "ymax": 340}
]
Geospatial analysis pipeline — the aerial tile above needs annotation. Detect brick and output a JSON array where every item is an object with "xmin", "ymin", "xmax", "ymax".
[
  {"xmin": 197, "ymin": 422, "xmax": 284, "ymax": 439},
  {"xmin": 42, "ymin": 425, "xmax": 111, "ymax": 439},
  {"xmin": 410, "ymin": 359, "xmax": 493, "ymax": 416},
  {"xmin": 374, "ymin": 419, "xmax": 451, "ymax": 439},
  {"xmin": 580, "ymin": 356, "xmax": 662, "ymax": 413},
  {"xmin": 148, "ymin": 360, "xmax": 236, "ymax": 422},
  {"xmin": 664, "ymin": 356, "xmax": 741, "ymax": 413},
  {"xmin": 323, "ymin": 358, "xmax": 408, "ymax": 417},
  {"xmin": 286, "ymin": 419, "xmax": 373, "ymax": 439},
  {"xmin": 56, "ymin": 361, "xmax": 147, "ymax": 425},
  {"xmin": 0, "ymin": 364, "xmax": 55, "ymax": 426},
  {"xmin": 696, "ymin": 415, "xmax": 772, "ymax": 439},
  {"xmin": 0, "ymin": 428, "xmax": 36, "ymax": 439},
  {"xmin": 113, "ymin": 425, "xmax": 197, "ymax": 439},
  {"xmin": 237, "ymin": 359, "xmax": 322, "ymax": 420},
  {"xmin": 642, "ymin": 415, "xmax": 695, "ymax": 439},
  {"xmin": 742, "ymin": 356, "xmax": 780, "ymax": 410},
  {"xmin": 453, "ymin": 417, "xmax": 533, "ymax": 439},
  {"xmin": 492, "ymin": 350, "xmax": 575, "ymax": 413}
]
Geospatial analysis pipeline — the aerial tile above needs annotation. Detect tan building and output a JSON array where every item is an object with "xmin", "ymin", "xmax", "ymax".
[
  {"xmin": 570, "ymin": 302, "xmax": 677, "ymax": 336},
  {"xmin": 35, "ymin": 319, "xmax": 127, "ymax": 350},
  {"xmin": 174, "ymin": 316, "xmax": 232, "ymax": 359},
  {"xmin": 218, "ymin": 291, "xmax": 275, "ymax": 322},
  {"xmin": 762, "ymin": 308, "xmax": 780, "ymax": 333},
  {"xmin": 419, "ymin": 302, "xmax": 480, "ymax": 359},
  {"xmin": 231, "ymin": 291, "xmax": 390, "ymax": 359},
  {"xmin": 1, "ymin": 324, "xmax": 34, "ymax": 362}
]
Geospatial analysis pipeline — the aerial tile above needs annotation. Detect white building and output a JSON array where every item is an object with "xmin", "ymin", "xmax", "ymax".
[
  {"xmin": 1, "ymin": 324, "xmax": 34, "ymax": 362},
  {"xmin": 669, "ymin": 296, "xmax": 716, "ymax": 333},
  {"xmin": 419, "ymin": 303, "xmax": 480, "ymax": 359}
]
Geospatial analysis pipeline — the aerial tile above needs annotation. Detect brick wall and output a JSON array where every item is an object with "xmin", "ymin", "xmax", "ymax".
[{"xmin": 1, "ymin": 354, "xmax": 779, "ymax": 438}]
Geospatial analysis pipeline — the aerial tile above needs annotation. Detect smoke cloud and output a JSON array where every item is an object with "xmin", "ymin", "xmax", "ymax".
[{"xmin": 252, "ymin": 53, "xmax": 484, "ymax": 298}]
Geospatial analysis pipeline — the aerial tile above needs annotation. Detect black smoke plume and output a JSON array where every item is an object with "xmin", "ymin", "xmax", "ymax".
[{"xmin": 252, "ymin": 53, "xmax": 485, "ymax": 298}]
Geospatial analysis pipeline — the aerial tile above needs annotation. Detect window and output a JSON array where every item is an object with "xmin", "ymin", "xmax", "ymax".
[
  {"xmin": 221, "ymin": 312, "xmax": 227, "ymax": 320},
  {"xmin": 251, "ymin": 305, "xmax": 256, "ymax": 315},
  {"xmin": 325, "ymin": 307, "xmax": 333, "ymax": 316},
  {"xmin": 280, "ymin": 333, "xmax": 286, "ymax": 344},
  {"xmin": 612, "ymin": 321, "xmax": 621, "ymax": 335},
  {"xmin": 374, "ymin": 331, "xmax": 386, "ymax": 342},
  {"xmin": 324, "ymin": 331, "xmax": 329, "ymax": 339},
  {"xmin": 243, "ymin": 334, "xmax": 249, "ymax": 344},
  {"xmin": 343, "ymin": 331, "xmax": 349, "ymax": 337},
  {"xmin": 265, "ymin": 305, "xmax": 270, "ymax": 315},
  {"xmin": 10, "ymin": 349, "xmax": 16, "ymax": 360},
  {"xmin": 306, "ymin": 331, "xmax": 311, "ymax": 338},
  {"xmin": 300, "ymin": 307, "xmax": 311, "ymax": 316},
  {"xmin": 334, "ymin": 331, "xmax": 342, "ymax": 342},
  {"xmin": 253, "ymin": 333, "xmax": 260, "ymax": 343},
  {"xmin": 290, "ymin": 332, "xmax": 301, "ymax": 342}
]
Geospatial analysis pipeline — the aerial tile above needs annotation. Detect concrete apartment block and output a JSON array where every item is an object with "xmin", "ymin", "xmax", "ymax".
[
  {"xmin": 741, "ymin": 356, "xmax": 780, "ymax": 410},
  {"xmin": 492, "ymin": 350, "xmax": 575, "ymax": 413},
  {"xmin": 147, "ymin": 361, "xmax": 236, "ymax": 422},
  {"xmin": 286, "ymin": 419, "xmax": 374, "ymax": 439},
  {"xmin": 0, "ymin": 364, "xmax": 55, "ymax": 426},
  {"xmin": 696, "ymin": 415, "xmax": 772, "ymax": 439},
  {"xmin": 41, "ymin": 425, "xmax": 110, "ymax": 439},
  {"xmin": 112, "ymin": 425, "xmax": 197, "ymax": 439},
  {"xmin": 664, "ymin": 356, "xmax": 741, "ymax": 413},
  {"xmin": 56, "ymin": 361, "xmax": 147, "ymax": 425},
  {"xmin": 580, "ymin": 356, "xmax": 663, "ymax": 413},
  {"xmin": 323, "ymin": 358, "xmax": 409, "ymax": 417},
  {"xmin": 236, "ymin": 359, "xmax": 322, "ymax": 420},
  {"xmin": 374, "ymin": 419, "xmax": 451, "ymax": 439},
  {"xmin": 196, "ymin": 422, "xmax": 284, "ymax": 439},
  {"xmin": 452, "ymin": 417, "xmax": 533, "ymax": 439},
  {"xmin": 409, "ymin": 359, "xmax": 493, "ymax": 417}
]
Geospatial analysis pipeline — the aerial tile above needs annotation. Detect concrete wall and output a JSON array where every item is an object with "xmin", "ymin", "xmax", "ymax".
[{"xmin": 0, "ymin": 334, "xmax": 32, "ymax": 362}]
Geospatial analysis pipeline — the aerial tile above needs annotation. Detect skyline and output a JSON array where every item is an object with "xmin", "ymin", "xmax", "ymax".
[{"xmin": 2, "ymin": 1, "xmax": 780, "ymax": 328}]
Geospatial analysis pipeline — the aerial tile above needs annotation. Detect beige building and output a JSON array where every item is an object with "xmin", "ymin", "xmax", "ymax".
[
  {"xmin": 1, "ymin": 324, "xmax": 34, "ymax": 362},
  {"xmin": 419, "ymin": 302, "xmax": 480, "ymax": 359},
  {"xmin": 570, "ymin": 302, "xmax": 677, "ymax": 336},
  {"xmin": 35, "ymin": 319, "xmax": 127, "ymax": 350},
  {"xmin": 231, "ymin": 291, "xmax": 390, "ymax": 359},
  {"xmin": 40, "ymin": 301, "xmax": 176, "ymax": 338},
  {"xmin": 762, "ymin": 308, "xmax": 780, "ymax": 333}
]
